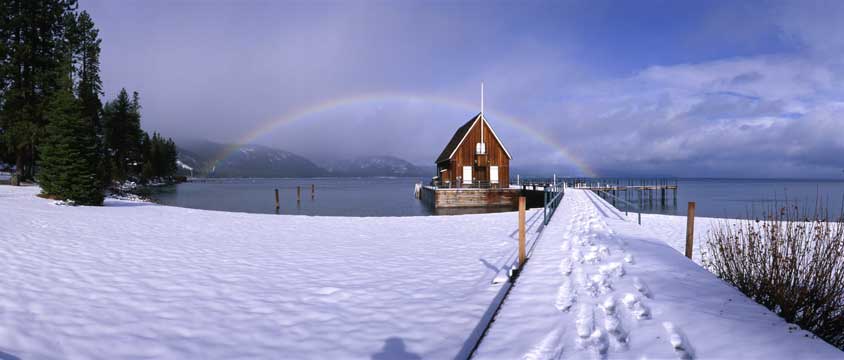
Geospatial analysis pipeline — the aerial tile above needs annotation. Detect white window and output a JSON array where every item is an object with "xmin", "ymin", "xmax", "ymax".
[
  {"xmin": 475, "ymin": 142, "xmax": 486, "ymax": 154},
  {"xmin": 462, "ymin": 166, "xmax": 472, "ymax": 184},
  {"xmin": 490, "ymin": 166, "xmax": 499, "ymax": 184}
]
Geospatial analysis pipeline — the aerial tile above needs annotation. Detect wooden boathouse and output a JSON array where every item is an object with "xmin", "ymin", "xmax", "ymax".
[
  {"xmin": 420, "ymin": 105, "xmax": 523, "ymax": 209},
  {"xmin": 435, "ymin": 112, "xmax": 511, "ymax": 188}
]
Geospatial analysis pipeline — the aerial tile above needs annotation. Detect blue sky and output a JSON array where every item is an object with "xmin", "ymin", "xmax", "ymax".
[{"xmin": 80, "ymin": 0, "xmax": 844, "ymax": 178}]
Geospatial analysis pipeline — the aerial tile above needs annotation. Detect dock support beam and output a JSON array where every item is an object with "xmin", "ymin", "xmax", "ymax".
[
  {"xmin": 685, "ymin": 202, "xmax": 696, "ymax": 259},
  {"xmin": 518, "ymin": 196, "xmax": 526, "ymax": 267}
]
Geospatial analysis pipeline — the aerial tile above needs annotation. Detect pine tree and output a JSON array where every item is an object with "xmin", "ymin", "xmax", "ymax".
[
  {"xmin": 68, "ymin": 10, "xmax": 107, "ymax": 188},
  {"xmin": 37, "ymin": 70, "xmax": 103, "ymax": 205},
  {"xmin": 165, "ymin": 137, "xmax": 178, "ymax": 176},
  {"xmin": 103, "ymin": 88, "xmax": 132, "ymax": 180},
  {"xmin": 0, "ymin": 0, "xmax": 79, "ymax": 184},
  {"xmin": 138, "ymin": 132, "xmax": 179, "ymax": 182},
  {"xmin": 127, "ymin": 91, "xmax": 144, "ymax": 176},
  {"xmin": 140, "ymin": 131, "xmax": 153, "ymax": 181}
]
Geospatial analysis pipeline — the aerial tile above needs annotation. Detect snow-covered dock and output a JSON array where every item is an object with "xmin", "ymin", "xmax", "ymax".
[{"xmin": 474, "ymin": 189, "xmax": 842, "ymax": 359}]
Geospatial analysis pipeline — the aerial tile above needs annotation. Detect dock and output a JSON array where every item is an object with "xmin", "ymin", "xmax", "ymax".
[{"xmin": 520, "ymin": 177, "xmax": 679, "ymax": 208}]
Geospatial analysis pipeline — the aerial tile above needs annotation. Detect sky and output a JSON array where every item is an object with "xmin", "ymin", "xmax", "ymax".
[{"xmin": 80, "ymin": 0, "xmax": 844, "ymax": 178}]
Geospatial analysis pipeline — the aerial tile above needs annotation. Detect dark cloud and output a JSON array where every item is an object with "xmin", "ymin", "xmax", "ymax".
[{"xmin": 79, "ymin": 0, "xmax": 844, "ymax": 178}]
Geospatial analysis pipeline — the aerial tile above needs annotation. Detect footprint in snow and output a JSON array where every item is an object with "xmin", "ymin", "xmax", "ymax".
[
  {"xmin": 555, "ymin": 277, "xmax": 575, "ymax": 312},
  {"xmin": 575, "ymin": 305, "xmax": 594, "ymax": 341},
  {"xmin": 585, "ymin": 273, "xmax": 612, "ymax": 297},
  {"xmin": 587, "ymin": 329, "xmax": 609, "ymax": 358},
  {"xmin": 600, "ymin": 296, "xmax": 628, "ymax": 348},
  {"xmin": 583, "ymin": 246, "xmax": 608, "ymax": 264},
  {"xmin": 559, "ymin": 258, "xmax": 572, "ymax": 276},
  {"xmin": 633, "ymin": 277, "xmax": 652, "ymax": 298},
  {"xmin": 598, "ymin": 262, "xmax": 624, "ymax": 278},
  {"xmin": 622, "ymin": 293, "xmax": 651, "ymax": 320},
  {"xmin": 663, "ymin": 322, "xmax": 695, "ymax": 360},
  {"xmin": 572, "ymin": 248, "xmax": 584, "ymax": 264},
  {"xmin": 523, "ymin": 328, "xmax": 565, "ymax": 360}
]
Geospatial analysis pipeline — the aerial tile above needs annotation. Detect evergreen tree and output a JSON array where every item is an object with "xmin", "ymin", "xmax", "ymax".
[
  {"xmin": 37, "ymin": 69, "xmax": 103, "ymax": 205},
  {"xmin": 164, "ymin": 137, "xmax": 178, "ymax": 176},
  {"xmin": 0, "ymin": 0, "xmax": 79, "ymax": 184},
  {"xmin": 140, "ymin": 131, "xmax": 153, "ymax": 181},
  {"xmin": 102, "ymin": 88, "xmax": 132, "ymax": 180},
  {"xmin": 127, "ymin": 91, "xmax": 144, "ymax": 175},
  {"xmin": 68, "ymin": 10, "xmax": 107, "ymax": 188},
  {"xmin": 138, "ymin": 132, "xmax": 178, "ymax": 182}
]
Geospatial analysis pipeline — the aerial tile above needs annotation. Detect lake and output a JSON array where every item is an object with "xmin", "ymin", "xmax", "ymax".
[
  {"xmin": 596, "ymin": 178, "xmax": 844, "ymax": 219},
  {"xmin": 147, "ymin": 177, "xmax": 462, "ymax": 217},
  {"xmin": 149, "ymin": 177, "xmax": 844, "ymax": 219}
]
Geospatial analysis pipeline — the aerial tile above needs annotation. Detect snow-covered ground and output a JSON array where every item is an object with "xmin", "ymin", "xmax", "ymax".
[
  {"xmin": 631, "ymin": 212, "xmax": 728, "ymax": 265},
  {"xmin": 0, "ymin": 185, "xmax": 542, "ymax": 359},
  {"xmin": 4, "ymin": 185, "xmax": 841, "ymax": 359},
  {"xmin": 474, "ymin": 189, "xmax": 842, "ymax": 359}
]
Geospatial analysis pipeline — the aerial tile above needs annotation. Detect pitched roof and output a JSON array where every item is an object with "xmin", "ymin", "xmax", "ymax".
[
  {"xmin": 435, "ymin": 113, "xmax": 480, "ymax": 163},
  {"xmin": 435, "ymin": 113, "xmax": 513, "ymax": 163}
]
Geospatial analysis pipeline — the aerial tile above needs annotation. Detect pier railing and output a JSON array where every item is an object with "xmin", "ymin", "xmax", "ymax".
[
  {"xmin": 543, "ymin": 183, "xmax": 564, "ymax": 225},
  {"xmin": 428, "ymin": 180, "xmax": 506, "ymax": 189},
  {"xmin": 594, "ymin": 188, "xmax": 644, "ymax": 225},
  {"xmin": 561, "ymin": 177, "xmax": 678, "ymax": 190},
  {"xmin": 516, "ymin": 176, "xmax": 680, "ymax": 225}
]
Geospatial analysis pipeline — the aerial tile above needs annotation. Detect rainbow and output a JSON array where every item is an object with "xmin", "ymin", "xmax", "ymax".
[{"xmin": 213, "ymin": 93, "xmax": 597, "ymax": 177}]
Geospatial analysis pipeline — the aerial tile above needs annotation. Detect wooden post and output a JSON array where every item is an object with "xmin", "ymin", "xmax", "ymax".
[
  {"xmin": 685, "ymin": 202, "xmax": 696, "ymax": 259},
  {"xmin": 297, "ymin": 186, "xmax": 301, "ymax": 203},
  {"xmin": 311, "ymin": 184, "xmax": 315, "ymax": 199},
  {"xmin": 274, "ymin": 189, "xmax": 280, "ymax": 210},
  {"xmin": 518, "ymin": 196, "xmax": 526, "ymax": 267}
]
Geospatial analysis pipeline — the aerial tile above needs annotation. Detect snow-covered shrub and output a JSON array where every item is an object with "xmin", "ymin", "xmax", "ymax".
[{"xmin": 703, "ymin": 205, "xmax": 844, "ymax": 349}]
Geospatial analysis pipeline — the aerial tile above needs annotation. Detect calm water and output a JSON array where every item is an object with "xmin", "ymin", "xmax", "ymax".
[
  {"xmin": 149, "ymin": 178, "xmax": 434, "ymax": 216},
  {"xmin": 597, "ymin": 178, "xmax": 844, "ymax": 219},
  {"xmin": 149, "ymin": 177, "xmax": 511, "ymax": 217},
  {"xmin": 149, "ymin": 177, "xmax": 844, "ymax": 218}
]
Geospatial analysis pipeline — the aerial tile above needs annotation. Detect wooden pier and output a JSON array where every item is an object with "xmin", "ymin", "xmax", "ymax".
[{"xmin": 520, "ymin": 177, "xmax": 679, "ymax": 208}]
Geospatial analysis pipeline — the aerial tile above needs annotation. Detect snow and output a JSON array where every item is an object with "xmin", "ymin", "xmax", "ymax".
[
  {"xmin": 0, "ymin": 185, "xmax": 542, "ymax": 359},
  {"xmin": 474, "ymin": 189, "xmax": 841, "ymax": 359},
  {"xmin": 3, "ymin": 184, "xmax": 841, "ymax": 359},
  {"xmin": 176, "ymin": 159, "xmax": 193, "ymax": 171},
  {"xmin": 631, "ymin": 212, "xmax": 729, "ymax": 265}
]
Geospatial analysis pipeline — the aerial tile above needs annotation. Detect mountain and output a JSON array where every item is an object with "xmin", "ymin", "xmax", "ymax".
[
  {"xmin": 175, "ymin": 140, "xmax": 431, "ymax": 178},
  {"xmin": 324, "ymin": 156, "xmax": 432, "ymax": 177},
  {"xmin": 176, "ymin": 140, "xmax": 327, "ymax": 178}
]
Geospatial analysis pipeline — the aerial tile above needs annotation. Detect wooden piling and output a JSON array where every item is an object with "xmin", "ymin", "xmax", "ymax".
[
  {"xmin": 297, "ymin": 186, "xmax": 301, "ymax": 203},
  {"xmin": 685, "ymin": 202, "xmax": 696, "ymax": 259},
  {"xmin": 518, "ymin": 196, "xmax": 526, "ymax": 267},
  {"xmin": 274, "ymin": 189, "xmax": 280, "ymax": 210},
  {"xmin": 311, "ymin": 184, "xmax": 315, "ymax": 199}
]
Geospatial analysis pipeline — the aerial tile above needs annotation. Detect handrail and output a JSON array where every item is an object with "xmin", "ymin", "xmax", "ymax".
[
  {"xmin": 594, "ymin": 188, "xmax": 642, "ymax": 225},
  {"xmin": 429, "ymin": 180, "xmax": 504, "ymax": 189},
  {"xmin": 543, "ymin": 182, "xmax": 565, "ymax": 225}
]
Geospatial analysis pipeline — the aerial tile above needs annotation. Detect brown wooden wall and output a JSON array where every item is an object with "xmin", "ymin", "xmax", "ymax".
[{"xmin": 437, "ymin": 119, "xmax": 510, "ymax": 187}]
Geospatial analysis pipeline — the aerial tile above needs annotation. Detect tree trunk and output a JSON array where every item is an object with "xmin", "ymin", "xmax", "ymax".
[
  {"xmin": 25, "ymin": 144, "xmax": 35, "ymax": 180},
  {"xmin": 12, "ymin": 152, "xmax": 23, "ymax": 186}
]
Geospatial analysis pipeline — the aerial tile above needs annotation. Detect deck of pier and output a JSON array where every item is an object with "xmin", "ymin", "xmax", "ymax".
[{"xmin": 518, "ymin": 177, "xmax": 680, "ymax": 206}]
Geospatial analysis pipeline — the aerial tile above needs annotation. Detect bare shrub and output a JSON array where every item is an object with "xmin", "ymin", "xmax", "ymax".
[{"xmin": 703, "ymin": 204, "xmax": 844, "ymax": 349}]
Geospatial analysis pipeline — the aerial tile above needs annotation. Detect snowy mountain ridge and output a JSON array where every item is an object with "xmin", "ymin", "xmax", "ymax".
[
  {"xmin": 175, "ymin": 140, "xmax": 430, "ymax": 178},
  {"xmin": 324, "ymin": 155, "xmax": 430, "ymax": 177}
]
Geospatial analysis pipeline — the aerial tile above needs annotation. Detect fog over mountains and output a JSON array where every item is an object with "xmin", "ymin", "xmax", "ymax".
[{"xmin": 176, "ymin": 140, "xmax": 432, "ymax": 178}]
